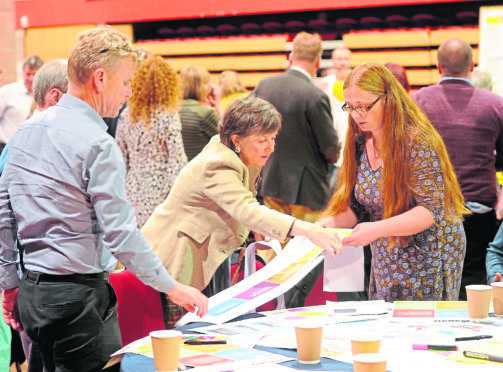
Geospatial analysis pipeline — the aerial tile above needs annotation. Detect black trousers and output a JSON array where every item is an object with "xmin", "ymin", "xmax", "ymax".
[
  {"xmin": 18, "ymin": 273, "xmax": 122, "ymax": 372},
  {"xmin": 459, "ymin": 210, "xmax": 500, "ymax": 300}
]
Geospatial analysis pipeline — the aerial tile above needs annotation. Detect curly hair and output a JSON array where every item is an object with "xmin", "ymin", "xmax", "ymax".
[{"xmin": 128, "ymin": 55, "xmax": 179, "ymax": 129}]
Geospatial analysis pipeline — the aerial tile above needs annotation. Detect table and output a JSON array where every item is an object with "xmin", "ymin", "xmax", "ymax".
[{"xmin": 118, "ymin": 301, "xmax": 503, "ymax": 371}]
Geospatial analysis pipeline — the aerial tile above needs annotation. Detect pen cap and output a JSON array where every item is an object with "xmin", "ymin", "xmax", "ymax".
[{"xmin": 491, "ymin": 282, "xmax": 503, "ymax": 316}]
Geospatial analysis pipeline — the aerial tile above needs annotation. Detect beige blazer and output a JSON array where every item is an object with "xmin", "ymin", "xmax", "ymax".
[{"xmin": 142, "ymin": 136, "xmax": 294, "ymax": 291}]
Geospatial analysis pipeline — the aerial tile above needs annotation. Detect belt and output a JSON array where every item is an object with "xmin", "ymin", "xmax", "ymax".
[{"xmin": 24, "ymin": 270, "xmax": 110, "ymax": 283}]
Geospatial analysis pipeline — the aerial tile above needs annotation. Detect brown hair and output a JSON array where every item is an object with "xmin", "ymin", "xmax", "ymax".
[
  {"xmin": 291, "ymin": 32, "xmax": 323, "ymax": 63},
  {"xmin": 179, "ymin": 65, "xmax": 211, "ymax": 101},
  {"xmin": 219, "ymin": 70, "xmax": 246, "ymax": 98},
  {"xmin": 128, "ymin": 55, "xmax": 179, "ymax": 129},
  {"xmin": 220, "ymin": 95, "xmax": 281, "ymax": 151}
]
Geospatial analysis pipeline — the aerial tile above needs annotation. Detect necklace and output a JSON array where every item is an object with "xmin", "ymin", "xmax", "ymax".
[
  {"xmin": 371, "ymin": 138, "xmax": 382, "ymax": 159},
  {"xmin": 368, "ymin": 137, "xmax": 383, "ymax": 168}
]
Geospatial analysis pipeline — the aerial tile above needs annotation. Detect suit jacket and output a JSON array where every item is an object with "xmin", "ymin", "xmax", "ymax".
[
  {"xmin": 412, "ymin": 79, "xmax": 503, "ymax": 208},
  {"xmin": 254, "ymin": 68, "xmax": 340, "ymax": 210},
  {"xmin": 141, "ymin": 136, "xmax": 294, "ymax": 290}
]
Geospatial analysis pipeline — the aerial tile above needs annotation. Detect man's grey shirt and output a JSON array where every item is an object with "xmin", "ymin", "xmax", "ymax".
[{"xmin": 0, "ymin": 94, "xmax": 175, "ymax": 292}]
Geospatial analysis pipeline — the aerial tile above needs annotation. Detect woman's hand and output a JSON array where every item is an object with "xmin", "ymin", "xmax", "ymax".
[
  {"xmin": 252, "ymin": 231, "xmax": 272, "ymax": 243},
  {"xmin": 342, "ymin": 222, "xmax": 381, "ymax": 247},
  {"xmin": 291, "ymin": 220, "xmax": 342, "ymax": 258}
]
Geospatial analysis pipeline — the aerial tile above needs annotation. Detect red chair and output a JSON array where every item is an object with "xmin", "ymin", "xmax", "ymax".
[
  {"xmin": 305, "ymin": 271, "xmax": 338, "ymax": 306},
  {"xmin": 110, "ymin": 270, "xmax": 166, "ymax": 346}
]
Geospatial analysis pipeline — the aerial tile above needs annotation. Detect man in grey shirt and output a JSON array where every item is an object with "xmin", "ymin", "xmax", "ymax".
[{"xmin": 0, "ymin": 26, "xmax": 207, "ymax": 371}]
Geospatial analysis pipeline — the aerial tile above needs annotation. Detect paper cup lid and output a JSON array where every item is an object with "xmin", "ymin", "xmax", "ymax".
[
  {"xmin": 150, "ymin": 330, "xmax": 182, "ymax": 338},
  {"xmin": 465, "ymin": 284, "xmax": 492, "ymax": 291}
]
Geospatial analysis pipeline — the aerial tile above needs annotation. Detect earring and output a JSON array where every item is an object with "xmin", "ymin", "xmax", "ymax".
[{"xmin": 235, "ymin": 146, "xmax": 241, "ymax": 153}]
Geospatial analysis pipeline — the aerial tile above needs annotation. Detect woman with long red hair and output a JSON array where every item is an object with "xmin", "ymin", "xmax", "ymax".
[{"xmin": 320, "ymin": 63, "xmax": 468, "ymax": 301}]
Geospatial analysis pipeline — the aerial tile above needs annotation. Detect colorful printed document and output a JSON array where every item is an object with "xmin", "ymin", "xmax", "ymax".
[
  {"xmin": 105, "ymin": 334, "xmax": 291, "ymax": 370},
  {"xmin": 178, "ymin": 236, "xmax": 325, "ymax": 325},
  {"xmin": 179, "ymin": 229, "xmax": 357, "ymax": 326},
  {"xmin": 393, "ymin": 301, "xmax": 471, "ymax": 319}
]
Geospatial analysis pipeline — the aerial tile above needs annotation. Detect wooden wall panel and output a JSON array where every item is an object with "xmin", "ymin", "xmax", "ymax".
[
  {"xmin": 25, "ymin": 24, "xmax": 133, "ymax": 61},
  {"xmin": 138, "ymin": 35, "xmax": 288, "ymax": 56},
  {"xmin": 351, "ymin": 50, "xmax": 432, "ymax": 67}
]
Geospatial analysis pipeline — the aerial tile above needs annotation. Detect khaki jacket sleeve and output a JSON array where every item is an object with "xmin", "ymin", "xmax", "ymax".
[{"xmin": 203, "ymin": 155, "xmax": 295, "ymax": 241}]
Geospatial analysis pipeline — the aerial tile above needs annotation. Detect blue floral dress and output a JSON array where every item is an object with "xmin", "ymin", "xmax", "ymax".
[{"xmin": 352, "ymin": 137, "xmax": 466, "ymax": 301}]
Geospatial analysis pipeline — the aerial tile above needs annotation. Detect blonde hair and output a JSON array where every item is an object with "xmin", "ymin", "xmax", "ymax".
[
  {"xmin": 68, "ymin": 26, "xmax": 137, "ymax": 86},
  {"xmin": 219, "ymin": 70, "xmax": 246, "ymax": 97},
  {"xmin": 179, "ymin": 65, "xmax": 210, "ymax": 101},
  {"xmin": 291, "ymin": 32, "xmax": 323, "ymax": 63},
  {"xmin": 128, "ymin": 55, "xmax": 179, "ymax": 129},
  {"xmin": 323, "ymin": 63, "xmax": 467, "ymax": 227}
]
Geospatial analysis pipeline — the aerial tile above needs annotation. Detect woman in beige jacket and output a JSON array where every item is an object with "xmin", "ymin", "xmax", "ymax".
[{"xmin": 142, "ymin": 96, "xmax": 341, "ymax": 326}]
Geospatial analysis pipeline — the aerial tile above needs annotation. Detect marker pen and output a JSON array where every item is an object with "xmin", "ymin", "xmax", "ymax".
[
  {"xmin": 455, "ymin": 335, "xmax": 492, "ymax": 342},
  {"xmin": 412, "ymin": 344, "xmax": 458, "ymax": 351},
  {"xmin": 183, "ymin": 340, "xmax": 227, "ymax": 345},
  {"xmin": 463, "ymin": 350, "xmax": 503, "ymax": 363}
]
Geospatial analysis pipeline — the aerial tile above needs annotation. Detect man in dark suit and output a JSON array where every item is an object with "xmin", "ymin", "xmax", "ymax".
[
  {"xmin": 254, "ymin": 31, "xmax": 341, "ymax": 308},
  {"xmin": 412, "ymin": 38, "xmax": 503, "ymax": 300}
]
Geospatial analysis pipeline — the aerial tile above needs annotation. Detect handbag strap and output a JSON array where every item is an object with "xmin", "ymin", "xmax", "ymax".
[{"xmin": 231, "ymin": 247, "xmax": 247, "ymax": 286}]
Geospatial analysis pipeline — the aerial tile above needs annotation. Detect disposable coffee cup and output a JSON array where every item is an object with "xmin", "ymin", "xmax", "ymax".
[
  {"xmin": 294, "ymin": 322, "xmax": 323, "ymax": 364},
  {"xmin": 150, "ymin": 330, "xmax": 182, "ymax": 372},
  {"xmin": 353, "ymin": 353, "xmax": 387, "ymax": 372},
  {"xmin": 351, "ymin": 335, "xmax": 381, "ymax": 355},
  {"xmin": 491, "ymin": 282, "xmax": 503, "ymax": 316},
  {"xmin": 466, "ymin": 284, "xmax": 492, "ymax": 319}
]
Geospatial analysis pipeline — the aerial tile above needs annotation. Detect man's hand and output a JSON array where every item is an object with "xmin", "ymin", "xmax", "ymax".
[
  {"xmin": 494, "ymin": 272, "xmax": 502, "ymax": 282},
  {"xmin": 166, "ymin": 282, "xmax": 208, "ymax": 318},
  {"xmin": 1, "ymin": 288, "xmax": 23, "ymax": 331}
]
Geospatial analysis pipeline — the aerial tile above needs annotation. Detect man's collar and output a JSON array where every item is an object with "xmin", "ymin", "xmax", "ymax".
[
  {"xmin": 290, "ymin": 66, "xmax": 314, "ymax": 83},
  {"xmin": 440, "ymin": 77, "xmax": 474, "ymax": 86}
]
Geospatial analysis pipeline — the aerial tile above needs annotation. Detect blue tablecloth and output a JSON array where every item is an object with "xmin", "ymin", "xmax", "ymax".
[
  {"xmin": 119, "ymin": 348, "xmax": 354, "ymax": 371},
  {"xmin": 119, "ymin": 313, "xmax": 355, "ymax": 371}
]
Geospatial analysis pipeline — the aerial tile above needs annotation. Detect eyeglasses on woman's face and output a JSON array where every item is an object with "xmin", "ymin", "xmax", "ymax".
[{"xmin": 341, "ymin": 95, "xmax": 384, "ymax": 114}]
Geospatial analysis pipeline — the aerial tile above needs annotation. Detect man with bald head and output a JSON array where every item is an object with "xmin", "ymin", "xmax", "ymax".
[{"xmin": 412, "ymin": 38, "xmax": 503, "ymax": 299}]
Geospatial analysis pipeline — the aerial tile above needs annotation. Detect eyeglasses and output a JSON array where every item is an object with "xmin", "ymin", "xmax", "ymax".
[
  {"xmin": 341, "ymin": 96, "xmax": 384, "ymax": 114},
  {"xmin": 99, "ymin": 46, "xmax": 137, "ymax": 55}
]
